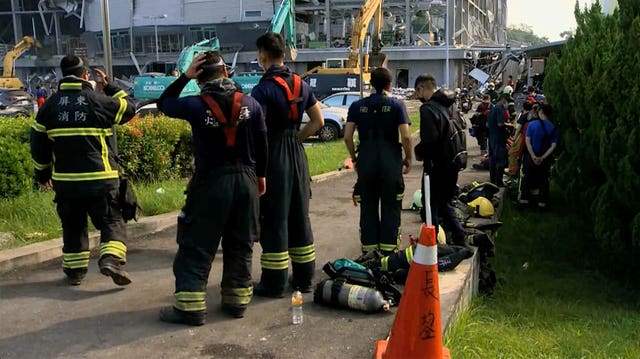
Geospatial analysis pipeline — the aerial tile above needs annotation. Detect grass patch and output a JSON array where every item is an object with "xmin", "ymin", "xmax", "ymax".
[
  {"xmin": 445, "ymin": 189, "xmax": 640, "ymax": 358},
  {"xmin": 0, "ymin": 179, "xmax": 188, "ymax": 250}
]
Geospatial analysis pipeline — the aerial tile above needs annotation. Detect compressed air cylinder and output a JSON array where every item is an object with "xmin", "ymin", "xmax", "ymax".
[{"xmin": 314, "ymin": 279, "xmax": 390, "ymax": 313}]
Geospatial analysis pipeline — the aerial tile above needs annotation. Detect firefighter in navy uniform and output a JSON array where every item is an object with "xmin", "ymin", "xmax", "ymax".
[
  {"xmin": 157, "ymin": 52, "xmax": 267, "ymax": 325},
  {"xmin": 344, "ymin": 67, "xmax": 412, "ymax": 255},
  {"xmin": 250, "ymin": 32, "xmax": 324, "ymax": 297},
  {"xmin": 30, "ymin": 55, "xmax": 136, "ymax": 286}
]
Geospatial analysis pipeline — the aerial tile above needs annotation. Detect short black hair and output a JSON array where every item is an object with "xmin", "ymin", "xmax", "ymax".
[
  {"xmin": 523, "ymin": 101, "xmax": 533, "ymax": 111},
  {"xmin": 539, "ymin": 103, "xmax": 553, "ymax": 118},
  {"xmin": 60, "ymin": 55, "xmax": 86, "ymax": 77},
  {"xmin": 370, "ymin": 67, "xmax": 392, "ymax": 92},
  {"xmin": 527, "ymin": 86, "xmax": 536, "ymax": 93},
  {"xmin": 197, "ymin": 51, "xmax": 226, "ymax": 83},
  {"xmin": 415, "ymin": 73, "xmax": 436, "ymax": 89},
  {"xmin": 256, "ymin": 32, "xmax": 285, "ymax": 60}
]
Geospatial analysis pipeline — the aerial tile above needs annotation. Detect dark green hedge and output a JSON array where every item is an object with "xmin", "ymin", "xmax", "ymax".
[
  {"xmin": 0, "ymin": 115, "xmax": 193, "ymax": 198},
  {"xmin": 544, "ymin": 1, "xmax": 640, "ymax": 275}
]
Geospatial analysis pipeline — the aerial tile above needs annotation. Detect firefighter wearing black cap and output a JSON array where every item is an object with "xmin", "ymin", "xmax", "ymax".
[
  {"xmin": 344, "ymin": 67, "xmax": 412, "ymax": 255},
  {"xmin": 251, "ymin": 32, "xmax": 324, "ymax": 297},
  {"xmin": 30, "ymin": 55, "xmax": 136, "ymax": 286},
  {"xmin": 157, "ymin": 52, "xmax": 267, "ymax": 325}
]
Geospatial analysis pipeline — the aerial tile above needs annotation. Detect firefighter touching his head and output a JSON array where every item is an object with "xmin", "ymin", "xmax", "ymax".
[
  {"xmin": 344, "ymin": 67, "xmax": 412, "ymax": 255},
  {"xmin": 157, "ymin": 52, "xmax": 267, "ymax": 325},
  {"xmin": 251, "ymin": 32, "xmax": 324, "ymax": 297},
  {"xmin": 30, "ymin": 55, "xmax": 136, "ymax": 286}
]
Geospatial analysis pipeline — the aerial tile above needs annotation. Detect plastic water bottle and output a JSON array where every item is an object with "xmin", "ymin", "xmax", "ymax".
[{"xmin": 291, "ymin": 290, "xmax": 303, "ymax": 325}]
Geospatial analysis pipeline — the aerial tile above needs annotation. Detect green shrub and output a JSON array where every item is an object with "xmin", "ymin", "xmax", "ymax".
[
  {"xmin": 544, "ymin": 1, "xmax": 640, "ymax": 275},
  {"xmin": 0, "ymin": 136, "xmax": 33, "ymax": 198},
  {"xmin": 116, "ymin": 115, "xmax": 193, "ymax": 182}
]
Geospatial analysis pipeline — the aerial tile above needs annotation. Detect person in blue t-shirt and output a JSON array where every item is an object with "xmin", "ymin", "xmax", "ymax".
[
  {"xmin": 344, "ymin": 67, "xmax": 412, "ymax": 255},
  {"xmin": 519, "ymin": 103, "xmax": 558, "ymax": 208}
]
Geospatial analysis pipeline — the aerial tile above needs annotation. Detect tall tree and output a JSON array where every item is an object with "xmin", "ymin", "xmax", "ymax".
[{"xmin": 506, "ymin": 24, "xmax": 549, "ymax": 46}]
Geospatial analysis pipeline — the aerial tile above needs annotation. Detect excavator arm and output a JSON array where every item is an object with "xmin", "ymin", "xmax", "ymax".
[
  {"xmin": 347, "ymin": 0, "xmax": 387, "ymax": 71},
  {"xmin": 269, "ymin": 0, "xmax": 297, "ymax": 60},
  {"xmin": 2, "ymin": 36, "xmax": 40, "ymax": 78}
]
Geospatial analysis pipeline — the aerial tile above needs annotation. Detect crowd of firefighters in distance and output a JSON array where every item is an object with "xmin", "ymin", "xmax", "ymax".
[{"xmin": 28, "ymin": 29, "xmax": 558, "ymax": 326}]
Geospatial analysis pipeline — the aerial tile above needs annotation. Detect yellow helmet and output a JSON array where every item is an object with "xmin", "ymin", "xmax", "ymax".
[{"xmin": 468, "ymin": 197, "xmax": 495, "ymax": 218}]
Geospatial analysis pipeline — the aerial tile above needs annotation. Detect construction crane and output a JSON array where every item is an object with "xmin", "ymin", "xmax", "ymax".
[
  {"xmin": 0, "ymin": 36, "xmax": 41, "ymax": 89},
  {"xmin": 303, "ymin": 0, "xmax": 388, "ymax": 98},
  {"xmin": 233, "ymin": 0, "xmax": 297, "ymax": 93}
]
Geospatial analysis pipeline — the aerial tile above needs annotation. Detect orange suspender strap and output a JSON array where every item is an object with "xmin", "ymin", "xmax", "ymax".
[
  {"xmin": 270, "ymin": 74, "xmax": 303, "ymax": 121},
  {"xmin": 201, "ymin": 92, "xmax": 244, "ymax": 147}
]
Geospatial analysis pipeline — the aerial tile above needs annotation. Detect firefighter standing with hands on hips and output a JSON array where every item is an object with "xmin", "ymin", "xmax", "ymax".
[
  {"xmin": 344, "ymin": 67, "xmax": 412, "ymax": 255},
  {"xmin": 30, "ymin": 55, "xmax": 136, "ymax": 286},
  {"xmin": 157, "ymin": 52, "xmax": 268, "ymax": 325},
  {"xmin": 251, "ymin": 32, "xmax": 324, "ymax": 297}
]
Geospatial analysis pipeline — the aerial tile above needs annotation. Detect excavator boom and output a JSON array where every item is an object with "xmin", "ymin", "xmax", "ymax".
[
  {"xmin": 1, "ymin": 36, "xmax": 40, "ymax": 89},
  {"xmin": 270, "ymin": 0, "xmax": 297, "ymax": 60},
  {"xmin": 347, "ymin": 0, "xmax": 386, "ymax": 70}
]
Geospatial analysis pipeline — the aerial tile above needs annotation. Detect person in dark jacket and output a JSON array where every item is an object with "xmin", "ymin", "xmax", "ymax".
[
  {"xmin": 30, "ymin": 55, "xmax": 136, "ymax": 286},
  {"xmin": 487, "ymin": 93, "xmax": 510, "ymax": 186},
  {"xmin": 156, "ymin": 52, "xmax": 268, "ymax": 325},
  {"xmin": 251, "ymin": 32, "xmax": 324, "ymax": 297},
  {"xmin": 344, "ymin": 67, "xmax": 412, "ymax": 255},
  {"xmin": 413, "ymin": 73, "xmax": 467, "ymax": 248}
]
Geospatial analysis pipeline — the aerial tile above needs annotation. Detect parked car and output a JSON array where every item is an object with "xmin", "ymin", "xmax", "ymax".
[
  {"xmin": 135, "ymin": 101, "xmax": 160, "ymax": 117},
  {"xmin": 301, "ymin": 102, "xmax": 348, "ymax": 142},
  {"xmin": 320, "ymin": 91, "xmax": 365, "ymax": 109},
  {"xmin": 0, "ymin": 89, "xmax": 36, "ymax": 113},
  {"xmin": 0, "ymin": 103, "xmax": 30, "ymax": 117}
]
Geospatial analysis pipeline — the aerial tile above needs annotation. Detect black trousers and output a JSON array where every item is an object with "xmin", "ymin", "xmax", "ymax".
[
  {"xmin": 55, "ymin": 188, "xmax": 127, "ymax": 272},
  {"xmin": 420, "ymin": 170, "xmax": 465, "ymax": 245},
  {"xmin": 519, "ymin": 151, "xmax": 552, "ymax": 204},
  {"xmin": 173, "ymin": 166, "xmax": 258, "ymax": 312},
  {"xmin": 355, "ymin": 141, "xmax": 404, "ymax": 254},
  {"xmin": 489, "ymin": 134, "xmax": 508, "ymax": 186},
  {"xmin": 259, "ymin": 129, "xmax": 315, "ymax": 293}
]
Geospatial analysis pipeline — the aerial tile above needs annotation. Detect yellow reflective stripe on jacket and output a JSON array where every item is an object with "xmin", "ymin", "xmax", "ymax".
[
  {"xmin": 47, "ymin": 127, "xmax": 113, "ymax": 137},
  {"xmin": 289, "ymin": 244, "xmax": 315, "ymax": 264},
  {"xmin": 380, "ymin": 256, "xmax": 389, "ymax": 271},
  {"xmin": 361, "ymin": 244, "xmax": 378, "ymax": 252},
  {"xmin": 99, "ymin": 241, "xmax": 127, "ymax": 260},
  {"xmin": 99, "ymin": 134, "xmax": 112, "ymax": 172},
  {"xmin": 60, "ymin": 83, "xmax": 82, "ymax": 90},
  {"xmin": 404, "ymin": 245, "xmax": 414, "ymax": 263},
  {"xmin": 396, "ymin": 193, "xmax": 404, "ymax": 201},
  {"xmin": 113, "ymin": 90, "xmax": 128, "ymax": 99},
  {"xmin": 114, "ymin": 98, "xmax": 127, "ymax": 124},
  {"xmin": 261, "ymin": 251, "xmax": 289, "ymax": 270},
  {"xmin": 52, "ymin": 170, "xmax": 119, "ymax": 181},
  {"xmin": 62, "ymin": 251, "xmax": 90, "ymax": 269},
  {"xmin": 32, "ymin": 159, "xmax": 51, "ymax": 170},
  {"xmin": 175, "ymin": 291, "xmax": 206, "ymax": 312},
  {"xmin": 31, "ymin": 122, "xmax": 47, "ymax": 133}
]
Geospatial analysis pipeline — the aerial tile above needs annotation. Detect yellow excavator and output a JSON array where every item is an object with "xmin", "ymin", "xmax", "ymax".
[
  {"xmin": 303, "ymin": 0, "xmax": 388, "ymax": 98},
  {"xmin": 1, "ymin": 36, "xmax": 40, "ymax": 89}
]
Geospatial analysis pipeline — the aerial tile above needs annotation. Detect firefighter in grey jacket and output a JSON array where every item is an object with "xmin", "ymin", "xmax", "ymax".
[{"xmin": 30, "ymin": 55, "xmax": 136, "ymax": 286}]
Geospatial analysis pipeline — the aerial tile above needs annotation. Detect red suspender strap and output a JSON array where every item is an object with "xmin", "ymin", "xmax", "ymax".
[
  {"xmin": 271, "ymin": 74, "xmax": 303, "ymax": 121},
  {"xmin": 201, "ymin": 92, "xmax": 244, "ymax": 147}
]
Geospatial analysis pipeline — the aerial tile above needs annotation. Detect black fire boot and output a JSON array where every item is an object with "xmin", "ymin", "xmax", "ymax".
[
  {"xmin": 63, "ymin": 268, "xmax": 87, "ymax": 286},
  {"xmin": 159, "ymin": 306, "xmax": 206, "ymax": 326},
  {"xmin": 221, "ymin": 304, "xmax": 246, "ymax": 319},
  {"xmin": 98, "ymin": 255, "xmax": 132, "ymax": 286},
  {"xmin": 253, "ymin": 282, "xmax": 285, "ymax": 298}
]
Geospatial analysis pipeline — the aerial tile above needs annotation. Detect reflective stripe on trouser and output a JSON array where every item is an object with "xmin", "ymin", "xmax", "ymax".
[
  {"xmin": 100, "ymin": 241, "xmax": 127, "ymax": 261},
  {"xmin": 55, "ymin": 190, "xmax": 127, "ymax": 269},
  {"xmin": 221, "ymin": 286, "xmax": 253, "ymax": 307},
  {"xmin": 259, "ymin": 129, "xmax": 315, "ymax": 292},
  {"xmin": 173, "ymin": 166, "xmax": 257, "ymax": 313},
  {"xmin": 174, "ymin": 291, "xmax": 206, "ymax": 312},
  {"xmin": 62, "ymin": 251, "xmax": 90, "ymax": 269}
]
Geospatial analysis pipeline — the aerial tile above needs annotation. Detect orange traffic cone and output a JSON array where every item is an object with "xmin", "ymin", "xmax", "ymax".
[{"xmin": 374, "ymin": 223, "xmax": 451, "ymax": 359}]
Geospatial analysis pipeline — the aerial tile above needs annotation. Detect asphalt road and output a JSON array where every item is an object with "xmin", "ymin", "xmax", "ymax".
[{"xmin": 0, "ymin": 116, "xmax": 487, "ymax": 359}]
